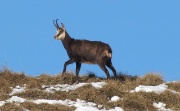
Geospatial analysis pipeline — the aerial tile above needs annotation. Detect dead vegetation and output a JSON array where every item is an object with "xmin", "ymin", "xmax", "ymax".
[
  {"xmin": 21, "ymin": 102, "xmax": 76, "ymax": 111},
  {"xmin": 0, "ymin": 68, "xmax": 179, "ymax": 111}
]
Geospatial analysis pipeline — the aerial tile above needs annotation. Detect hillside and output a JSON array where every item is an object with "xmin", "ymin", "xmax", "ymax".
[{"xmin": 0, "ymin": 68, "xmax": 179, "ymax": 111}]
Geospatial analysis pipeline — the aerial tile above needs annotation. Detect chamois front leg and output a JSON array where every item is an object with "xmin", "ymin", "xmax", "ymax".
[
  {"xmin": 62, "ymin": 59, "xmax": 74, "ymax": 75},
  {"xmin": 75, "ymin": 62, "xmax": 81, "ymax": 83}
]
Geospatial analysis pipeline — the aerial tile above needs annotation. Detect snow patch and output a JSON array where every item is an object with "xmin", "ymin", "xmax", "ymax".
[
  {"xmin": 153, "ymin": 102, "xmax": 172, "ymax": 111},
  {"xmin": 42, "ymin": 83, "xmax": 88, "ymax": 92},
  {"xmin": 130, "ymin": 84, "xmax": 167, "ymax": 93},
  {"xmin": 75, "ymin": 106, "xmax": 124, "ymax": 111},
  {"xmin": 31, "ymin": 99, "xmax": 96, "ymax": 108},
  {"xmin": 42, "ymin": 82, "xmax": 106, "ymax": 92},
  {"xmin": 133, "ymin": 84, "xmax": 167, "ymax": 93},
  {"xmin": 9, "ymin": 85, "xmax": 26, "ymax": 95},
  {"xmin": 110, "ymin": 96, "xmax": 120, "ymax": 102},
  {"xmin": 91, "ymin": 82, "xmax": 106, "ymax": 88},
  {"xmin": 6, "ymin": 96, "xmax": 26, "ymax": 103},
  {"xmin": 3, "ymin": 82, "xmax": 179, "ymax": 111},
  {"xmin": 31, "ymin": 98, "xmax": 124, "ymax": 111},
  {"xmin": 75, "ymin": 106, "xmax": 100, "ymax": 111},
  {"xmin": 1, "ymin": 96, "xmax": 123, "ymax": 111},
  {"xmin": 131, "ymin": 83, "xmax": 180, "ymax": 94},
  {"xmin": 0, "ymin": 101, "xmax": 6, "ymax": 107}
]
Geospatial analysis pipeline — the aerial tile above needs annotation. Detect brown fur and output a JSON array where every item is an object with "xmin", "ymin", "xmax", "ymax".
[{"xmin": 54, "ymin": 20, "xmax": 117, "ymax": 82}]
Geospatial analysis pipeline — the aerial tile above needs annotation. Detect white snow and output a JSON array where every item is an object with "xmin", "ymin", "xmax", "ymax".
[
  {"xmin": 75, "ymin": 106, "xmax": 124, "ymax": 111},
  {"xmin": 1, "ymin": 82, "xmax": 124, "ymax": 111},
  {"xmin": 42, "ymin": 83, "xmax": 88, "ymax": 92},
  {"xmin": 0, "ymin": 82, "xmax": 178, "ymax": 111},
  {"xmin": 110, "ymin": 96, "xmax": 120, "ymax": 102},
  {"xmin": 32, "ymin": 98, "xmax": 124, "ymax": 111},
  {"xmin": 153, "ymin": 102, "xmax": 172, "ymax": 111},
  {"xmin": 6, "ymin": 96, "xmax": 26, "ymax": 103},
  {"xmin": 75, "ymin": 106, "xmax": 100, "ymax": 111},
  {"xmin": 31, "ymin": 99, "xmax": 96, "ymax": 108},
  {"xmin": 91, "ymin": 82, "xmax": 106, "ymax": 88},
  {"xmin": 1, "ymin": 96, "xmax": 123, "ymax": 111},
  {"xmin": 9, "ymin": 85, "xmax": 26, "ymax": 95},
  {"xmin": 42, "ymin": 82, "xmax": 106, "ymax": 92},
  {"xmin": 131, "ymin": 84, "xmax": 168, "ymax": 93},
  {"xmin": 0, "ymin": 101, "xmax": 6, "ymax": 107},
  {"xmin": 131, "ymin": 83, "xmax": 180, "ymax": 94}
]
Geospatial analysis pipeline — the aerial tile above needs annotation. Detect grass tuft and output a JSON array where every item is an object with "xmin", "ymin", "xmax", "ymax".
[
  {"xmin": 0, "ymin": 103, "xmax": 24, "ymax": 111},
  {"xmin": 67, "ymin": 84, "xmax": 107, "ymax": 105},
  {"xmin": 0, "ymin": 68, "xmax": 179, "ymax": 110},
  {"xmin": 139, "ymin": 73, "xmax": 164, "ymax": 86},
  {"xmin": 167, "ymin": 81, "xmax": 180, "ymax": 92},
  {"xmin": 14, "ymin": 89, "xmax": 67, "ymax": 100},
  {"xmin": 0, "ymin": 68, "xmax": 30, "ymax": 87},
  {"xmin": 21, "ymin": 102, "xmax": 75, "ymax": 111}
]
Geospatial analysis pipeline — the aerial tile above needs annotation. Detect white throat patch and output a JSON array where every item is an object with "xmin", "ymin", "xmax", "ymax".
[
  {"xmin": 56, "ymin": 29, "xmax": 66, "ymax": 40},
  {"xmin": 58, "ymin": 30, "xmax": 66, "ymax": 40}
]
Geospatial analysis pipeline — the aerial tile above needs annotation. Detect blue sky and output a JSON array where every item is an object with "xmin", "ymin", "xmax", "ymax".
[{"xmin": 0, "ymin": 1, "xmax": 180, "ymax": 81}]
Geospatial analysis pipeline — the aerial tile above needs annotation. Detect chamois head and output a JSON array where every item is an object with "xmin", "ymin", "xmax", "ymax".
[{"xmin": 53, "ymin": 19, "xmax": 66, "ymax": 40}]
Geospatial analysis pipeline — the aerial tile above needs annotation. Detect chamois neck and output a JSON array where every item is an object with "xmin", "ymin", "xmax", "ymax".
[{"xmin": 61, "ymin": 31, "xmax": 73, "ymax": 50}]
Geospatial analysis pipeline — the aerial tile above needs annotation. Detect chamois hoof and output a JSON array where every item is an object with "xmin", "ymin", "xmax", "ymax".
[{"xmin": 112, "ymin": 77, "xmax": 118, "ymax": 81}]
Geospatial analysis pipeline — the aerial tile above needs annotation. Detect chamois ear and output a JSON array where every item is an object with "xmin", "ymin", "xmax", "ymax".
[{"xmin": 61, "ymin": 23, "xmax": 65, "ymax": 29}]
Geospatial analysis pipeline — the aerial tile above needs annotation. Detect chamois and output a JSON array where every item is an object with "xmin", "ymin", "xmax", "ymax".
[{"xmin": 53, "ymin": 19, "xmax": 117, "ymax": 82}]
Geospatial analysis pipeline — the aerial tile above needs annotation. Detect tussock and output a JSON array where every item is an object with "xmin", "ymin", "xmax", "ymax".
[
  {"xmin": 15, "ymin": 90, "xmax": 66, "ymax": 100},
  {"xmin": 34, "ymin": 72, "xmax": 76, "ymax": 85},
  {"xmin": 68, "ymin": 85, "xmax": 107, "ymax": 105},
  {"xmin": 139, "ymin": 73, "xmax": 164, "ymax": 86},
  {"xmin": 0, "ymin": 68, "xmax": 30, "ymax": 87},
  {"xmin": 0, "ymin": 103, "xmax": 24, "ymax": 111},
  {"xmin": 0, "ymin": 78, "xmax": 12, "ymax": 99},
  {"xmin": 0, "ymin": 68, "xmax": 179, "ymax": 110},
  {"xmin": 21, "ymin": 102, "xmax": 76, "ymax": 111},
  {"xmin": 121, "ymin": 93, "xmax": 156, "ymax": 111},
  {"xmin": 167, "ymin": 81, "xmax": 180, "ymax": 92},
  {"xmin": 136, "ymin": 91, "xmax": 180, "ymax": 111}
]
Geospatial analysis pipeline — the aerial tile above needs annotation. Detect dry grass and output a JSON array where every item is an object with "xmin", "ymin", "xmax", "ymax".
[
  {"xmin": 21, "ymin": 102, "xmax": 75, "ymax": 111},
  {"xmin": 14, "ymin": 89, "xmax": 66, "ymax": 100},
  {"xmin": 136, "ymin": 91, "xmax": 180, "ymax": 111},
  {"xmin": 0, "ymin": 68, "xmax": 30, "ymax": 87},
  {"xmin": 0, "ymin": 103, "xmax": 24, "ymax": 111},
  {"xmin": 167, "ymin": 81, "xmax": 180, "ymax": 92},
  {"xmin": 67, "ymin": 84, "xmax": 110, "ymax": 107},
  {"xmin": 36, "ymin": 72, "xmax": 76, "ymax": 85},
  {"xmin": 0, "ymin": 68, "xmax": 179, "ymax": 111},
  {"xmin": 120, "ymin": 93, "xmax": 156, "ymax": 111},
  {"xmin": 138, "ymin": 73, "xmax": 164, "ymax": 86}
]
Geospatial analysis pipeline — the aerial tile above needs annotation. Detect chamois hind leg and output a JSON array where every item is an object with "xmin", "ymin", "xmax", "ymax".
[
  {"xmin": 75, "ymin": 62, "xmax": 81, "ymax": 83},
  {"xmin": 105, "ymin": 59, "xmax": 117, "ymax": 77},
  {"xmin": 62, "ymin": 59, "xmax": 74, "ymax": 75},
  {"xmin": 98, "ymin": 62, "xmax": 110, "ymax": 79}
]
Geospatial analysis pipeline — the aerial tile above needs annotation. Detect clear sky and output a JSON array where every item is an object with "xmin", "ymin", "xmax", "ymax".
[{"xmin": 0, "ymin": 1, "xmax": 180, "ymax": 81}]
